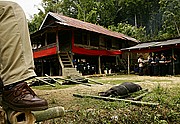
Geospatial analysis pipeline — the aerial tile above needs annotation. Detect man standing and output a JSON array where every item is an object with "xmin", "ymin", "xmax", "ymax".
[
  {"xmin": 0, "ymin": 1, "xmax": 48, "ymax": 111},
  {"xmin": 138, "ymin": 55, "xmax": 144, "ymax": 76}
]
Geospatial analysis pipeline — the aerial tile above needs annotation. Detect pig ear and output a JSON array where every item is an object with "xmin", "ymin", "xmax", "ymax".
[{"xmin": 137, "ymin": 84, "xmax": 142, "ymax": 90}]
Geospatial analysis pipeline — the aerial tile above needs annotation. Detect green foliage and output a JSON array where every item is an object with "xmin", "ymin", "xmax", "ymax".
[
  {"xmin": 41, "ymin": 0, "xmax": 62, "ymax": 13},
  {"xmin": 28, "ymin": 0, "xmax": 180, "ymax": 41},
  {"xmin": 108, "ymin": 23, "xmax": 147, "ymax": 42},
  {"xmin": 71, "ymin": 0, "xmax": 118, "ymax": 26},
  {"xmin": 159, "ymin": 0, "xmax": 180, "ymax": 38},
  {"xmin": 28, "ymin": 0, "xmax": 63, "ymax": 33},
  {"xmin": 28, "ymin": 14, "xmax": 44, "ymax": 33},
  {"xmin": 73, "ymin": 0, "xmax": 99, "ymax": 23}
]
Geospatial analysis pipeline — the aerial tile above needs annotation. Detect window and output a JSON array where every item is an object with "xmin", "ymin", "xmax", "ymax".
[{"xmin": 90, "ymin": 33, "xmax": 99, "ymax": 47}]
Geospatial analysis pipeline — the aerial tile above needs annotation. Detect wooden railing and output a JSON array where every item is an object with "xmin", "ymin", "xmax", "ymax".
[
  {"xmin": 33, "ymin": 43, "xmax": 57, "ymax": 52},
  {"xmin": 74, "ymin": 44, "xmax": 99, "ymax": 50}
]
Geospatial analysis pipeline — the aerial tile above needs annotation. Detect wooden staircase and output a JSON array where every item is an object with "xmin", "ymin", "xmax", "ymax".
[
  {"xmin": 58, "ymin": 52, "xmax": 81, "ymax": 76},
  {"xmin": 59, "ymin": 52, "xmax": 73, "ymax": 68}
]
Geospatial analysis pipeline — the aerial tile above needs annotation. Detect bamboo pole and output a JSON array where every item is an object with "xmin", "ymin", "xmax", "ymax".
[
  {"xmin": 76, "ymin": 75, "xmax": 103, "ymax": 85},
  {"xmin": 116, "ymin": 89, "xmax": 149, "ymax": 99},
  {"xmin": 35, "ymin": 77, "xmax": 56, "ymax": 87},
  {"xmin": 33, "ymin": 106, "xmax": 64, "ymax": 122},
  {"xmin": 45, "ymin": 74, "xmax": 63, "ymax": 85},
  {"xmin": 84, "ymin": 77, "xmax": 103, "ymax": 85},
  {"xmin": 131, "ymin": 91, "xmax": 150, "ymax": 101},
  {"xmin": 58, "ymin": 77, "xmax": 91, "ymax": 86},
  {"xmin": 73, "ymin": 93, "xmax": 159, "ymax": 107},
  {"xmin": 0, "ymin": 106, "xmax": 64, "ymax": 124}
]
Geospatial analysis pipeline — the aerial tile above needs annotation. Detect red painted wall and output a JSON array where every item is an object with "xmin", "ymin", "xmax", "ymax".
[{"xmin": 33, "ymin": 46, "xmax": 57, "ymax": 58}]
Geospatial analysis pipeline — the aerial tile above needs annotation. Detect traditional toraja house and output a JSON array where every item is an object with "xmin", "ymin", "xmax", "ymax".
[
  {"xmin": 31, "ymin": 12, "xmax": 139, "ymax": 76},
  {"xmin": 121, "ymin": 37, "xmax": 180, "ymax": 75}
]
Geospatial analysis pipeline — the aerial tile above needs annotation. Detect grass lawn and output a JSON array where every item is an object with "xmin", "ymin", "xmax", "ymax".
[{"xmin": 33, "ymin": 74, "xmax": 180, "ymax": 124}]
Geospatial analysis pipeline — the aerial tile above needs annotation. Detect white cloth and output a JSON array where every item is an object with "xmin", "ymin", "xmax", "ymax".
[{"xmin": 138, "ymin": 58, "xmax": 144, "ymax": 67}]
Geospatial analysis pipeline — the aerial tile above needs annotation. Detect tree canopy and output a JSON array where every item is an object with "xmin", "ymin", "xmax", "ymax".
[{"xmin": 28, "ymin": 0, "xmax": 180, "ymax": 42}]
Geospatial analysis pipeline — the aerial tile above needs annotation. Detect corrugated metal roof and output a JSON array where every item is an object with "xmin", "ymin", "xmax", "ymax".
[
  {"xmin": 121, "ymin": 37, "xmax": 180, "ymax": 51},
  {"xmin": 39, "ymin": 12, "xmax": 139, "ymax": 43}
]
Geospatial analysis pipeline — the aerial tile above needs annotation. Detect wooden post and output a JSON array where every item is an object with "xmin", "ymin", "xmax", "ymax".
[
  {"xmin": 56, "ymin": 30, "xmax": 59, "ymax": 52},
  {"xmin": 56, "ymin": 30, "xmax": 61, "ymax": 76},
  {"xmin": 116, "ymin": 56, "xmax": 118, "ymax": 65},
  {"xmin": 45, "ymin": 33, "xmax": 47, "ymax": 46},
  {"xmin": 98, "ymin": 56, "xmax": 102, "ymax": 74},
  {"xmin": 127, "ymin": 52, "xmax": 130, "ymax": 75},
  {"xmin": 172, "ymin": 48, "xmax": 175, "ymax": 75},
  {"xmin": 41, "ymin": 59, "xmax": 44, "ymax": 76},
  {"xmin": 50, "ymin": 62, "xmax": 52, "ymax": 76}
]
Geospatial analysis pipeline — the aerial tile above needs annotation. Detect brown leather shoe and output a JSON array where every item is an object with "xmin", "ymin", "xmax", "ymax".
[{"xmin": 2, "ymin": 82, "xmax": 48, "ymax": 111}]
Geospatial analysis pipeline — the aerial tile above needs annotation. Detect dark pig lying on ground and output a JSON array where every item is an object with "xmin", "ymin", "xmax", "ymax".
[{"xmin": 99, "ymin": 82, "xmax": 142, "ymax": 97}]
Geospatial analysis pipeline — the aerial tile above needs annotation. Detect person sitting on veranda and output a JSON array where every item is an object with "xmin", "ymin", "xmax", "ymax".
[{"xmin": 0, "ymin": 1, "xmax": 48, "ymax": 111}]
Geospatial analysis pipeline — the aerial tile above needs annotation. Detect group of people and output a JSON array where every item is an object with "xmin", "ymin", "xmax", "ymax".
[{"xmin": 137, "ymin": 53, "xmax": 177, "ymax": 76}]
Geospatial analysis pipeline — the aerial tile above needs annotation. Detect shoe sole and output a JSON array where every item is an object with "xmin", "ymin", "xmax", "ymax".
[{"xmin": 2, "ymin": 101, "xmax": 48, "ymax": 112}]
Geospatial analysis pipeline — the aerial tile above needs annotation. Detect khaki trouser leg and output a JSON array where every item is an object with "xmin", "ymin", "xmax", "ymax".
[{"xmin": 0, "ymin": 1, "xmax": 36, "ymax": 86}]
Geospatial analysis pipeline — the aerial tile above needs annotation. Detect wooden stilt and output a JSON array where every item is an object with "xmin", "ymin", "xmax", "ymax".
[{"xmin": 98, "ymin": 56, "xmax": 102, "ymax": 74}]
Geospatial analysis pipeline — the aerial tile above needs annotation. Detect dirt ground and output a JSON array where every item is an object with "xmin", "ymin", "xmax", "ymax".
[{"xmin": 33, "ymin": 75, "xmax": 180, "ymax": 109}]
